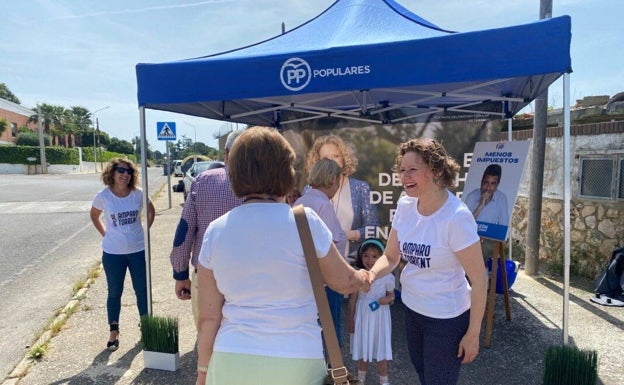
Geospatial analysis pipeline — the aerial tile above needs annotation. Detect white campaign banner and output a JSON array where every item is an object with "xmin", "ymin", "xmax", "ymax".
[{"xmin": 462, "ymin": 141, "xmax": 530, "ymax": 241}]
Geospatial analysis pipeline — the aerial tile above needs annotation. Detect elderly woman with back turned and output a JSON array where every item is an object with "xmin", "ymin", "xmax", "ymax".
[{"xmin": 195, "ymin": 127, "xmax": 370, "ymax": 385}]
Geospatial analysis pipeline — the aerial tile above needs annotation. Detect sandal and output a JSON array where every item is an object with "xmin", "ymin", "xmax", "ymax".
[{"xmin": 107, "ymin": 324, "xmax": 119, "ymax": 351}]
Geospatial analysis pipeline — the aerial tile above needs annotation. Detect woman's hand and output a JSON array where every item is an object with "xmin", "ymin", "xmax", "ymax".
[
  {"xmin": 457, "ymin": 331, "xmax": 480, "ymax": 364},
  {"xmin": 195, "ymin": 370, "xmax": 207, "ymax": 385}
]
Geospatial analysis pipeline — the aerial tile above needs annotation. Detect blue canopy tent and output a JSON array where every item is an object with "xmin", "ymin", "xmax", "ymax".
[
  {"xmin": 135, "ymin": 0, "xmax": 573, "ymax": 342},
  {"xmin": 136, "ymin": 0, "xmax": 570, "ymax": 127}
]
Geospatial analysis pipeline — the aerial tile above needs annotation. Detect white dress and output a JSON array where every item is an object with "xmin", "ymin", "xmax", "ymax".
[{"xmin": 351, "ymin": 274, "xmax": 394, "ymax": 362}]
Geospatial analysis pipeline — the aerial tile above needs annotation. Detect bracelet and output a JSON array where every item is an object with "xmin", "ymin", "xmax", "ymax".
[{"xmin": 197, "ymin": 365, "xmax": 208, "ymax": 373}]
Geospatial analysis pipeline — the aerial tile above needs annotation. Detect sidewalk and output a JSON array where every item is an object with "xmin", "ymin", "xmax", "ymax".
[{"xmin": 6, "ymin": 188, "xmax": 624, "ymax": 385}]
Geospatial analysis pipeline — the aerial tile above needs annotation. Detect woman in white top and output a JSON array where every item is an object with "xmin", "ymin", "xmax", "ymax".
[
  {"xmin": 368, "ymin": 138, "xmax": 487, "ymax": 385},
  {"xmin": 195, "ymin": 127, "xmax": 370, "ymax": 385},
  {"xmin": 90, "ymin": 158, "xmax": 155, "ymax": 351}
]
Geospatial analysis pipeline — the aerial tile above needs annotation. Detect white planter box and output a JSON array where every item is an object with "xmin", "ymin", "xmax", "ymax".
[{"xmin": 143, "ymin": 350, "xmax": 180, "ymax": 371}]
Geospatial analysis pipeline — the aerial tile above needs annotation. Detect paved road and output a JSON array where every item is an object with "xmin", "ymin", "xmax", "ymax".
[{"xmin": 0, "ymin": 169, "xmax": 168, "ymax": 379}]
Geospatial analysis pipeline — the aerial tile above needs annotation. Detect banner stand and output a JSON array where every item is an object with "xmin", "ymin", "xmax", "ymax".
[{"xmin": 484, "ymin": 240, "xmax": 512, "ymax": 348}]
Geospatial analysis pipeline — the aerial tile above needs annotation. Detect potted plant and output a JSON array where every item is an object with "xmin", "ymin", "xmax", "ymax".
[
  {"xmin": 543, "ymin": 345, "xmax": 597, "ymax": 385},
  {"xmin": 140, "ymin": 314, "xmax": 180, "ymax": 371}
]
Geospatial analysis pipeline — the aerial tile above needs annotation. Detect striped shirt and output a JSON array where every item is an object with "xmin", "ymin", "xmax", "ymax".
[{"xmin": 170, "ymin": 166, "xmax": 243, "ymax": 280}]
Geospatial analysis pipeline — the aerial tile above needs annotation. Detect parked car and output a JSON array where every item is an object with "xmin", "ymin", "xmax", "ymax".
[
  {"xmin": 182, "ymin": 160, "xmax": 225, "ymax": 200},
  {"xmin": 172, "ymin": 160, "xmax": 184, "ymax": 177}
]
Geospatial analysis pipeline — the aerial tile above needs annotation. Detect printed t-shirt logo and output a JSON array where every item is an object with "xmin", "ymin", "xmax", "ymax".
[{"xmin": 401, "ymin": 242, "xmax": 432, "ymax": 269}]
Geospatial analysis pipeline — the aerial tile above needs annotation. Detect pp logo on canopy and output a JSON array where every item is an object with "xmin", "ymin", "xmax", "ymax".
[{"xmin": 280, "ymin": 58, "xmax": 311, "ymax": 91}]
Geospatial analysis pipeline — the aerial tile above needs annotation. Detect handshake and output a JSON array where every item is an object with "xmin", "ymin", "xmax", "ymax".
[{"xmin": 355, "ymin": 269, "xmax": 377, "ymax": 293}]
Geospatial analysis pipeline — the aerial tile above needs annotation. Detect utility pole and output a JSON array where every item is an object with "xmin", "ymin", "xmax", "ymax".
[
  {"xmin": 94, "ymin": 118, "xmax": 98, "ymax": 172},
  {"xmin": 97, "ymin": 118, "xmax": 104, "ymax": 171},
  {"xmin": 525, "ymin": 0, "xmax": 552, "ymax": 276},
  {"xmin": 90, "ymin": 106, "xmax": 110, "ymax": 173},
  {"xmin": 37, "ymin": 107, "xmax": 48, "ymax": 174}
]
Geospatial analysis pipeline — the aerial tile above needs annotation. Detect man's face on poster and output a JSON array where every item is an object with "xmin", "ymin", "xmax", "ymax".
[{"xmin": 480, "ymin": 174, "xmax": 500, "ymax": 197}]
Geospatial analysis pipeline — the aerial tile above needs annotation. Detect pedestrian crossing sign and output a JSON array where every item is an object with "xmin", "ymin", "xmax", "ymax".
[{"xmin": 157, "ymin": 122, "xmax": 176, "ymax": 141}]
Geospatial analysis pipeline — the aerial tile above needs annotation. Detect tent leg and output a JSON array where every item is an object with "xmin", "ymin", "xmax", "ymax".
[
  {"xmin": 562, "ymin": 73, "xmax": 571, "ymax": 345},
  {"xmin": 139, "ymin": 107, "xmax": 153, "ymax": 316}
]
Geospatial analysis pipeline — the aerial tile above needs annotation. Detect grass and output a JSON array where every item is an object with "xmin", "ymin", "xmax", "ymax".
[
  {"xmin": 49, "ymin": 320, "xmax": 65, "ymax": 336},
  {"xmin": 140, "ymin": 315, "xmax": 179, "ymax": 354},
  {"xmin": 23, "ymin": 261, "xmax": 102, "ymax": 361},
  {"xmin": 28, "ymin": 343, "xmax": 48, "ymax": 360},
  {"xmin": 543, "ymin": 345, "xmax": 598, "ymax": 385}
]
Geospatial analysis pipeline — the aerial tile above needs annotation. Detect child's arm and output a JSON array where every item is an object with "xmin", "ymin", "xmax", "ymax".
[
  {"xmin": 378, "ymin": 290, "xmax": 395, "ymax": 306},
  {"xmin": 348, "ymin": 292, "xmax": 358, "ymax": 333}
]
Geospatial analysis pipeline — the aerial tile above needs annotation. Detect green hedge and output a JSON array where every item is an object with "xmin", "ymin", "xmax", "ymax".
[
  {"xmin": 0, "ymin": 145, "xmax": 79, "ymax": 165},
  {"xmin": 0, "ymin": 145, "xmax": 135, "ymax": 165},
  {"xmin": 82, "ymin": 149, "xmax": 136, "ymax": 163}
]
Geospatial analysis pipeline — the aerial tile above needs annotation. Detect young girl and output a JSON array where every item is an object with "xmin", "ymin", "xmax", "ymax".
[{"xmin": 349, "ymin": 238, "xmax": 394, "ymax": 385}]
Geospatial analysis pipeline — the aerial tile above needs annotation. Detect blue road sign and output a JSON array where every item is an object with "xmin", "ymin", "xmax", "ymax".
[{"xmin": 157, "ymin": 122, "xmax": 176, "ymax": 141}]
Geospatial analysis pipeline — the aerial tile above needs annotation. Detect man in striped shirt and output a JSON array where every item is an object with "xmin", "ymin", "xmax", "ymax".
[{"xmin": 169, "ymin": 130, "xmax": 244, "ymax": 329}]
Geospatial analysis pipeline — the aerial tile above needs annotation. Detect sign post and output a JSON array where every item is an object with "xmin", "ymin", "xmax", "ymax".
[{"xmin": 157, "ymin": 122, "xmax": 177, "ymax": 209}]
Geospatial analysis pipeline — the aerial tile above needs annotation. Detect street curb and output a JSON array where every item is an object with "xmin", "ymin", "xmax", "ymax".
[{"xmin": 2, "ymin": 274, "xmax": 99, "ymax": 385}]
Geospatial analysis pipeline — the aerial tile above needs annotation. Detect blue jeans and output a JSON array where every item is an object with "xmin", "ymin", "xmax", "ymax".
[
  {"xmin": 325, "ymin": 286, "xmax": 343, "ymax": 347},
  {"xmin": 405, "ymin": 307, "xmax": 470, "ymax": 385},
  {"xmin": 102, "ymin": 250, "xmax": 148, "ymax": 325}
]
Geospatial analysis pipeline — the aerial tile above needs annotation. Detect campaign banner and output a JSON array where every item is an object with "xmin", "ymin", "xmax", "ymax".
[
  {"xmin": 461, "ymin": 141, "xmax": 530, "ymax": 241},
  {"xmin": 281, "ymin": 118, "xmax": 507, "ymax": 244}
]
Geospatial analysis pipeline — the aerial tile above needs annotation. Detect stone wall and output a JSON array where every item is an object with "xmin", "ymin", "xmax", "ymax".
[
  {"xmin": 511, "ymin": 197, "xmax": 622, "ymax": 278},
  {"xmin": 505, "ymin": 121, "xmax": 624, "ymax": 278}
]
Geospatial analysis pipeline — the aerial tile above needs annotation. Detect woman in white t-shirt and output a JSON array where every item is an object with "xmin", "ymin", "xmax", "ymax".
[
  {"xmin": 195, "ymin": 127, "xmax": 370, "ymax": 385},
  {"xmin": 368, "ymin": 138, "xmax": 487, "ymax": 385},
  {"xmin": 90, "ymin": 158, "xmax": 155, "ymax": 351}
]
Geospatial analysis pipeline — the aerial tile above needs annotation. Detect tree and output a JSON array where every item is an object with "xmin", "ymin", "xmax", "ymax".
[
  {"xmin": 0, "ymin": 118, "xmax": 7, "ymax": 136},
  {"xmin": 0, "ymin": 83, "xmax": 20, "ymax": 104},
  {"xmin": 107, "ymin": 137, "xmax": 134, "ymax": 154},
  {"xmin": 62, "ymin": 106, "xmax": 91, "ymax": 147},
  {"xmin": 29, "ymin": 103, "xmax": 66, "ymax": 146},
  {"xmin": 132, "ymin": 136, "xmax": 154, "ymax": 163},
  {"xmin": 16, "ymin": 131, "xmax": 50, "ymax": 146}
]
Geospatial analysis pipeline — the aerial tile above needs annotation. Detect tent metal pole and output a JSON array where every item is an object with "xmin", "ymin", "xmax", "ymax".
[
  {"xmin": 508, "ymin": 117, "xmax": 513, "ymax": 261},
  {"xmin": 139, "ymin": 106, "xmax": 153, "ymax": 315},
  {"xmin": 562, "ymin": 73, "xmax": 571, "ymax": 345}
]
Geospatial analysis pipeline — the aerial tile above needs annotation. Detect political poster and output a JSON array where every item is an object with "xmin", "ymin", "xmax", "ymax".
[{"xmin": 461, "ymin": 141, "xmax": 530, "ymax": 241}]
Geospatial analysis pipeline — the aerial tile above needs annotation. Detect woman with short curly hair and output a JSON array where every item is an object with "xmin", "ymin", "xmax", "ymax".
[
  {"xmin": 90, "ymin": 158, "xmax": 155, "ymax": 351},
  {"xmin": 368, "ymin": 138, "xmax": 487, "ymax": 385}
]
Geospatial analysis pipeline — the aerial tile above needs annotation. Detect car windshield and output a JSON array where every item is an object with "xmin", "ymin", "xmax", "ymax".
[{"xmin": 193, "ymin": 162, "xmax": 223, "ymax": 175}]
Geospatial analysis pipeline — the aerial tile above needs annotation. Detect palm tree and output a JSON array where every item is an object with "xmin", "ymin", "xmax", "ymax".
[
  {"xmin": 29, "ymin": 103, "xmax": 66, "ymax": 146},
  {"xmin": 64, "ymin": 106, "xmax": 91, "ymax": 147}
]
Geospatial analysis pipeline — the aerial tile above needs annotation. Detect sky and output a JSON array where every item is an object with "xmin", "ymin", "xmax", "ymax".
[{"xmin": 2, "ymin": 0, "xmax": 623, "ymax": 152}]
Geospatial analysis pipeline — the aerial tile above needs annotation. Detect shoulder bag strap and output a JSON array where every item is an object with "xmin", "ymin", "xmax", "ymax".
[{"xmin": 293, "ymin": 205, "xmax": 349, "ymax": 384}]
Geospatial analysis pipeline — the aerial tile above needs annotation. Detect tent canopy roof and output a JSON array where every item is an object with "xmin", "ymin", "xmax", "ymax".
[{"xmin": 136, "ymin": 0, "xmax": 571, "ymax": 127}]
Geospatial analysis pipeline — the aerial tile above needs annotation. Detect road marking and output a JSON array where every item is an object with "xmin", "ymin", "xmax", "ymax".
[
  {"xmin": 0, "ymin": 201, "xmax": 93, "ymax": 214},
  {"xmin": 0, "ymin": 221, "xmax": 93, "ymax": 288}
]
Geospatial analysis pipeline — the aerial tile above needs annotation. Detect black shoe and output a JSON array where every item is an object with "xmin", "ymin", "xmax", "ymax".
[
  {"xmin": 107, "ymin": 323, "xmax": 119, "ymax": 351},
  {"xmin": 107, "ymin": 339, "xmax": 119, "ymax": 351}
]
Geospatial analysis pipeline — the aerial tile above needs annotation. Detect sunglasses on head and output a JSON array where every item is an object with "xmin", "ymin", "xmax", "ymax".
[{"xmin": 114, "ymin": 166, "xmax": 133, "ymax": 175}]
